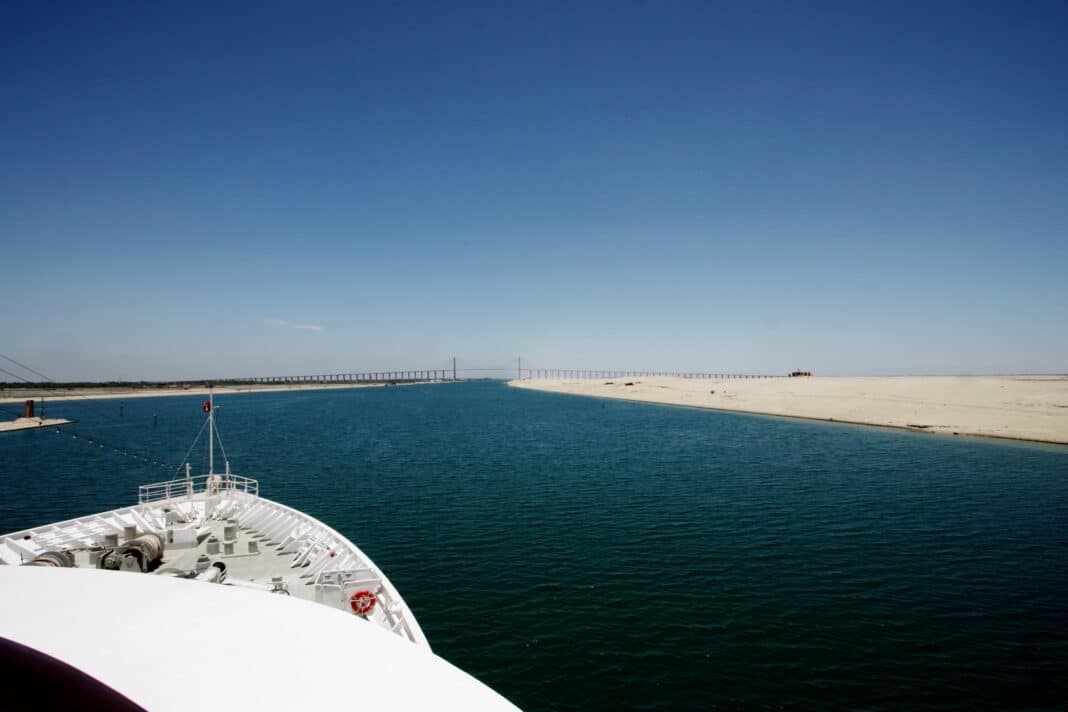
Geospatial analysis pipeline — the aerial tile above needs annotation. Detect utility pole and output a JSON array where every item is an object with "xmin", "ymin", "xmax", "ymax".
[
  {"xmin": 452, "ymin": 356, "xmax": 457, "ymax": 381},
  {"xmin": 518, "ymin": 356, "xmax": 522, "ymax": 380}
]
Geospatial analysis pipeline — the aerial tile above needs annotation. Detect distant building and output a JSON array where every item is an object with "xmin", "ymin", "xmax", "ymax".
[{"xmin": 789, "ymin": 370, "xmax": 812, "ymax": 377}]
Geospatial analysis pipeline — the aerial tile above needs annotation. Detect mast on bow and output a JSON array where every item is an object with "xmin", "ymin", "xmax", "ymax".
[{"xmin": 208, "ymin": 390, "xmax": 214, "ymax": 475}]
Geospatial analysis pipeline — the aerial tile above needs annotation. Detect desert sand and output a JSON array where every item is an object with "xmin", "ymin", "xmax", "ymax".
[{"xmin": 509, "ymin": 375, "xmax": 1068, "ymax": 445}]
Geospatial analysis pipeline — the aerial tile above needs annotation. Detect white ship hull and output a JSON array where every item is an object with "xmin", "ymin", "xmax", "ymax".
[{"xmin": 0, "ymin": 565, "xmax": 516, "ymax": 710}]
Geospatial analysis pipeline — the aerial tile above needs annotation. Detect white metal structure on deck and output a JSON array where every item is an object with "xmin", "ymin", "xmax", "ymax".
[
  {"xmin": 138, "ymin": 473, "xmax": 259, "ymax": 503},
  {"xmin": 0, "ymin": 479, "xmax": 428, "ymax": 648},
  {"xmin": 0, "ymin": 391, "xmax": 428, "ymax": 649}
]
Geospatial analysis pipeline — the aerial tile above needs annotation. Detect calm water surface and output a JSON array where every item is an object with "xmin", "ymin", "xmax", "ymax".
[{"xmin": 1, "ymin": 381, "xmax": 1066, "ymax": 709}]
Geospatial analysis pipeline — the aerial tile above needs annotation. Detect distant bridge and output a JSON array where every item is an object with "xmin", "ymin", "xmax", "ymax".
[
  {"xmin": 0, "ymin": 355, "xmax": 784, "ymax": 390},
  {"xmin": 242, "ymin": 370, "xmax": 450, "ymax": 384},
  {"xmin": 235, "ymin": 366, "xmax": 782, "ymax": 384}
]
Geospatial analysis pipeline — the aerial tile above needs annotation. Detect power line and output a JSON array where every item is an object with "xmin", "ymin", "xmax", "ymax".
[
  {"xmin": 0, "ymin": 366, "xmax": 31, "ymax": 383},
  {"xmin": 0, "ymin": 352, "xmax": 169, "ymax": 439},
  {"xmin": 0, "ymin": 351, "xmax": 177, "ymax": 469},
  {"xmin": 0, "ymin": 352, "xmax": 52, "ymax": 382}
]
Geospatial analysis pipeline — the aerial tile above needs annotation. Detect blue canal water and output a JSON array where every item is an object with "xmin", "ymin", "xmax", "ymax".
[{"xmin": 1, "ymin": 381, "xmax": 1066, "ymax": 709}]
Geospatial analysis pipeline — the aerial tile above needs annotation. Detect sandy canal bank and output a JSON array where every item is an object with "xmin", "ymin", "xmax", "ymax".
[
  {"xmin": 509, "ymin": 375, "xmax": 1068, "ymax": 445},
  {"xmin": 0, "ymin": 381, "xmax": 446, "ymax": 405}
]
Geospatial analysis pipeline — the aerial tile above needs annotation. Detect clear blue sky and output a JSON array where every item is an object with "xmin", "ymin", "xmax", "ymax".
[{"xmin": 2, "ymin": 2, "xmax": 1066, "ymax": 380}]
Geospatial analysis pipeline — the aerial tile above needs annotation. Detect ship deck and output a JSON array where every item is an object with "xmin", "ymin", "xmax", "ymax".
[
  {"xmin": 67, "ymin": 516, "xmax": 322, "ymax": 602},
  {"xmin": 0, "ymin": 476, "xmax": 427, "ymax": 649}
]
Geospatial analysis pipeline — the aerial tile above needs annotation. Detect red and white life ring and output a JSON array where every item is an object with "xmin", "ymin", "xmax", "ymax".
[{"xmin": 349, "ymin": 589, "xmax": 377, "ymax": 616}]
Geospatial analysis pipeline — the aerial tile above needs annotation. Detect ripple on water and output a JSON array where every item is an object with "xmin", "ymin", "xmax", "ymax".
[{"xmin": 1, "ymin": 381, "xmax": 1067, "ymax": 709}]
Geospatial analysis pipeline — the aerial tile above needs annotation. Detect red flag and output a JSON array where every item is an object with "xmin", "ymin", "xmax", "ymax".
[{"xmin": 202, "ymin": 400, "xmax": 211, "ymax": 413}]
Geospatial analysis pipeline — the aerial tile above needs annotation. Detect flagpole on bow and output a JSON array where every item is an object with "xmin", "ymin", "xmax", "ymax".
[{"xmin": 208, "ymin": 388, "xmax": 214, "ymax": 476}]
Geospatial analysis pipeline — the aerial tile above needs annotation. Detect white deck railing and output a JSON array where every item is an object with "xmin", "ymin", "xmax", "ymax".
[{"xmin": 138, "ymin": 474, "xmax": 259, "ymax": 504}]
